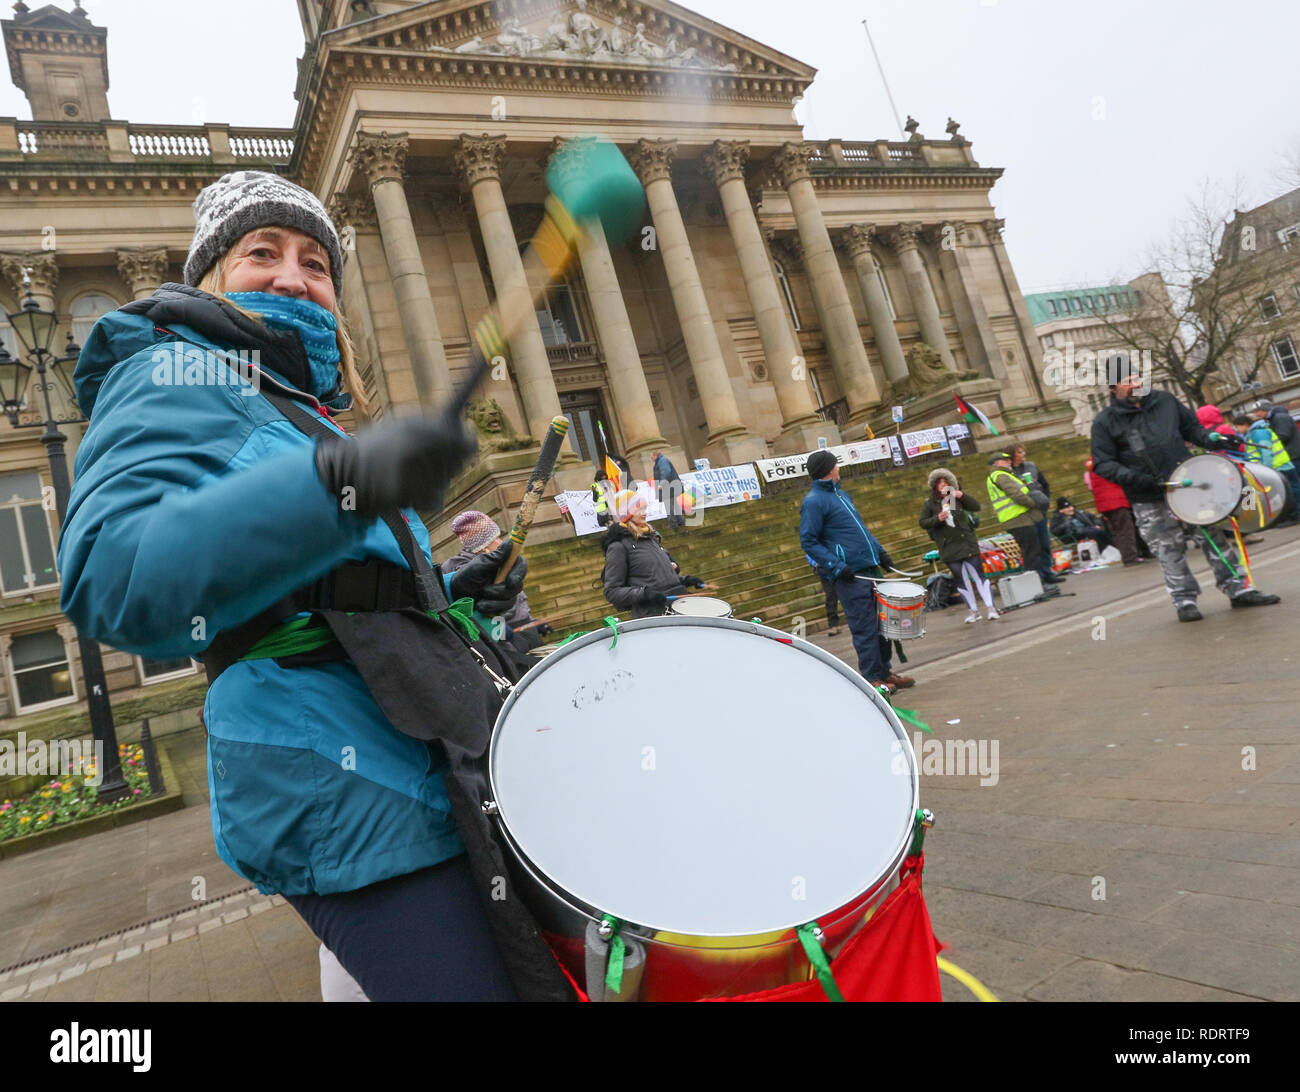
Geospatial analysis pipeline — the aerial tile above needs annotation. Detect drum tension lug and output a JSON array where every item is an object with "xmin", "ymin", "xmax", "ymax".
[
  {"xmin": 481, "ymin": 800, "xmax": 499, "ymax": 816},
  {"xmin": 920, "ymin": 808, "xmax": 935, "ymax": 829}
]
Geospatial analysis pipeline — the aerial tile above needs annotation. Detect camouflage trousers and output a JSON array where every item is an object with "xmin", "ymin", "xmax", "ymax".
[{"xmin": 1131, "ymin": 501, "xmax": 1247, "ymax": 606}]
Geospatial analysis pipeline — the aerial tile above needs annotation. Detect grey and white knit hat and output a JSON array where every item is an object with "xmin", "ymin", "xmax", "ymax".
[{"xmin": 184, "ymin": 170, "xmax": 344, "ymax": 296}]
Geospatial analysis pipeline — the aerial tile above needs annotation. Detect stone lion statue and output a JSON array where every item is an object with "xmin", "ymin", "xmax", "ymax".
[{"xmin": 466, "ymin": 397, "xmax": 533, "ymax": 452}]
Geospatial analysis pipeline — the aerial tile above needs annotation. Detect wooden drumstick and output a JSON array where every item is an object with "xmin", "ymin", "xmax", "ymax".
[{"xmin": 495, "ymin": 415, "xmax": 571, "ymax": 582}]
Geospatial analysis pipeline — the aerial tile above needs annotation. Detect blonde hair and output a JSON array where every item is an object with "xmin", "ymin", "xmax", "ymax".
[{"xmin": 196, "ymin": 252, "xmax": 371, "ymax": 418}]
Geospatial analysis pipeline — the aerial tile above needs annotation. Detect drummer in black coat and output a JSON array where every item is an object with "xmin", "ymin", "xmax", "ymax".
[
  {"xmin": 601, "ymin": 490, "xmax": 717, "ymax": 618},
  {"xmin": 1090, "ymin": 357, "xmax": 1279, "ymax": 622}
]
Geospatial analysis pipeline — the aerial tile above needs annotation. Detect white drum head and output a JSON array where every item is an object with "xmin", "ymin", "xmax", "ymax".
[
  {"xmin": 669, "ymin": 595, "xmax": 732, "ymax": 618},
  {"xmin": 489, "ymin": 617, "xmax": 918, "ymax": 937},
  {"xmin": 876, "ymin": 580, "xmax": 925, "ymax": 602},
  {"xmin": 1167, "ymin": 454, "xmax": 1242, "ymax": 525}
]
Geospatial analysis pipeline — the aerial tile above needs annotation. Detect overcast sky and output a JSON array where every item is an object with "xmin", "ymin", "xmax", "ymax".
[{"xmin": 5, "ymin": 0, "xmax": 1297, "ymax": 293}]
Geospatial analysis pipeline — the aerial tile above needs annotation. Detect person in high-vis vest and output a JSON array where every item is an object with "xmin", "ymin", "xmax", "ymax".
[
  {"xmin": 985, "ymin": 452, "xmax": 1057, "ymax": 591},
  {"xmin": 1239, "ymin": 411, "xmax": 1300, "ymax": 526}
]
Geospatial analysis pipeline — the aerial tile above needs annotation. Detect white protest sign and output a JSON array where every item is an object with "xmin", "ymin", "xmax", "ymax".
[{"xmin": 680, "ymin": 463, "xmax": 763, "ymax": 509}]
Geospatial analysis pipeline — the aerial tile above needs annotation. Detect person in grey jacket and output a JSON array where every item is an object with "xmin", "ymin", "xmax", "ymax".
[{"xmin": 601, "ymin": 490, "xmax": 715, "ymax": 618}]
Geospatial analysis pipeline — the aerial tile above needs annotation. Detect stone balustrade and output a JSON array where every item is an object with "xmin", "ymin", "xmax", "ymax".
[{"xmin": 1, "ymin": 120, "xmax": 294, "ymax": 164}]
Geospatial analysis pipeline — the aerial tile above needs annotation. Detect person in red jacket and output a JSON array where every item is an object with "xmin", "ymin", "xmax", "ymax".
[
  {"xmin": 1195, "ymin": 405, "xmax": 1245, "ymax": 457},
  {"xmin": 1084, "ymin": 456, "xmax": 1143, "ymax": 564}
]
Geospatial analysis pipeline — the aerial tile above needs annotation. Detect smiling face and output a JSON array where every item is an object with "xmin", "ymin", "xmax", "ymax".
[{"xmin": 221, "ymin": 226, "xmax": 336, "ymax": 309}]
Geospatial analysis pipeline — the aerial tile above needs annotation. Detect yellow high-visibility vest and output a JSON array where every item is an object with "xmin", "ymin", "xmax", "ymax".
[{"xmin": 986, "ymin": 469, "xmax": 1029, "ymax": 524}]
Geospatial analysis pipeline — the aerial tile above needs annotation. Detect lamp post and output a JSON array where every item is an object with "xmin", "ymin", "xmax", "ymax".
[{"xmin": 0, "ymin": 275, "xmax": 128, "ymax": 802}]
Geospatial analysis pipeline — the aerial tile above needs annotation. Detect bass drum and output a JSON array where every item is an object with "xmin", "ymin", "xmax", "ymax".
[
  {"xmin": 485, "ymin": 616, "xmax": 920, "ymax": 1001},
  {"xmin": 1166, "ymin": 455, "xmax": 1286, "ymax": 530}
]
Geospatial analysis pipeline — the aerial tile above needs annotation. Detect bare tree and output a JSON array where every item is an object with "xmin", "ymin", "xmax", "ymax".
[{"xmin": 1086, "ymin": 181, "xmax": 1285, "ymax": 407}]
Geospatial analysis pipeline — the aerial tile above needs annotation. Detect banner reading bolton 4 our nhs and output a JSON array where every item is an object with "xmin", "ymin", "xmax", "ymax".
[
  {"xmin": 679, "ymin": 463, "xmax": 763, "ymax": 509},
  {"xmin": 753, "ymin": 439, "xmax": 892, "ymax": 483}
]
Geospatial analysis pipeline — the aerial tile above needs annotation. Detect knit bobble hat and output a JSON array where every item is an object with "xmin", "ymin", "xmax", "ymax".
[
  {"xmin": 612, "ymin": 490, "xmax": 647, "ymax": 523},
  {"xmin": 806, "ymin": 450, "xmax": 838, "ymax": 480},
  {"xmin": 1056, "ymin": 496, "xmax": 1073, "ymax": 510},
  {"xmin": 184, "ymin": 170, "xmax": 344, "ymax": 296},
  {"xmin": 450, "ymin": 510, "xmax": 502, "ymax": 554}
]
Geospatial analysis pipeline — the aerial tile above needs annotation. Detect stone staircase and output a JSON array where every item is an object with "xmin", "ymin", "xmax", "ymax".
[{"xmin": 523, "ymin": 435, "xmax": 1095, "ymax": 641}]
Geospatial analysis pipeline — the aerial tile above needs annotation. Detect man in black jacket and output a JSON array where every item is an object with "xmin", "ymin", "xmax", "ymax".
[{"xmin": 1091, "ymin": 362, "xmax": 1280, "ymax": 621}]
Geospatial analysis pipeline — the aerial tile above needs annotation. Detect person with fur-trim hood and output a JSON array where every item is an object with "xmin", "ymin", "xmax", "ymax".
[
  {"xmin": 601, "ymin": 490, "xmax": 716, "ymax": 618},
  {"xmin": 919, "ymin": 468, "xmax": 999, "ymax": 623}
]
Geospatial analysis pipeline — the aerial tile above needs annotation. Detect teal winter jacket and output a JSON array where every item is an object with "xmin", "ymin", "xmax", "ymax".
[{"xmin": 57, "ymin": 286, "xmax": 463, "ymax": 895}]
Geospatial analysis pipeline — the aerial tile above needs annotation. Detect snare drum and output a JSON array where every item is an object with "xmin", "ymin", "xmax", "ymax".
[
  {"xmin": 1166, "ymin": 455, "xmax": 1286, "ymax": 530},
  {"xmin": 668, "ymin": 595, "xmax": 732, "ymax": 618},
  {"xmin": 484, "ymin": 616, "xmax": 920, "ymax": 1001},
  {"xmin": 874, "ymin": 580, "xmax": 927, "ymax": 641}
]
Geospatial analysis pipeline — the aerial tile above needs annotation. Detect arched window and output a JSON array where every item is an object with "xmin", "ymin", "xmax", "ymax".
[
  {"xmin": 69, "ymin": 292, "xmax": 119, "ymax": 345},
  {"xmin": 873, "ymin": 257, "xmax": 897, "ymax": 320},
  {"xmin": 773, "ymin": 259, "xmax": 801, "ymax": 331}
]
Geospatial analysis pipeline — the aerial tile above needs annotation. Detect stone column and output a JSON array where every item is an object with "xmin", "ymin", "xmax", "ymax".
[
  {"xmin": 115, "ymin": 248, "xmax": 170, "ymax": 300},
  {"xmin": 982, "ymin": 218, "xmax": 1048, "ymax": 404},
  {"xmin": 772, "ymin": 142, "xmax": 881, "ymax": 422},
  {"xmin": 841, "ymin": 225, "xmax": 909, "ymax": 387},
  {"xmin": 702, "ymin": 140, "xmax": 834, "ymax": 452},
  {"xmin": 348, "ymin": 130, "xmax": 451, "ymax": 406},
  {"xmin": 934, "ymin": 221, "xmax": 1005, "ymax": 380},
  {"xmin": 888, "ymin": 223, "xmax": 957, "ymax": 372},
  {"xmin": 629, "ymin": 138, "xmax": 765, "ymax": 464},
  {"xmin": 455, "ymin": 134, "xmax": 560, "ymax": 443},
  {"xmin": 1, "ymin": 252, "xmax": 57, "ymax": 311}
]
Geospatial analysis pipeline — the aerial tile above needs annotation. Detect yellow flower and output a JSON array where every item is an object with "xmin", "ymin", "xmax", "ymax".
[
  {"xmin": 18, "ymin": 816, "xmax": 31, "ymax": 824},
  {"xmin": 62, "ymin": 784, "xmax": 73, "ymax": 793}
]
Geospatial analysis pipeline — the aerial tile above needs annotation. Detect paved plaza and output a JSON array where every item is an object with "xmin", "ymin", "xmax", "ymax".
[{"xmin": 3, "ymin": 529, "xmax": 1298, "ymax": 1002}]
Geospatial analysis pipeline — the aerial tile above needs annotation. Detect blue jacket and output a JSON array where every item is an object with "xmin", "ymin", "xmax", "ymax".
[
  {"xmin": 57, "ymin": 286, "xmax": 462, "ymax": 895},
  {"xmin": 799, "ymin": 478, "xmax": 886, "ymax": 579}
]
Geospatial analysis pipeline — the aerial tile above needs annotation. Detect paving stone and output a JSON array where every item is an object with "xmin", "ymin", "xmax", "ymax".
[
  {"xmin": 56, "ymin": 962, "xmax": 87, "ymax": 982},
  {"xmin": 222, "ymin": 908, "xmax": 249, "ymax": 924},
  {"xmin": 115, "ymin": 945, "xmax": 142, "ymax": 962},
  {"xmin": 170, "ymin": 926, "xmax": 196, "ymax": 942},
  {"xmin": 938, "ymin": 927, "xmax": 1078, "ymax": 997},
  {"xmin": 1026, "ymin": 959, "xmax": 1258, "ymax": 1002},
  {"xmin": 248, "ymin": 899, "xmax": 273, "ymax": 915},
  {"xmin": 197, "ymin": 918, "xmax": 223, "ymax": 934},
  {"xmin": 86, "ymin": 954, "xmax": 113, "ymax": 971},
  {"xmin": 1146, "ymin": 892, "xmax": 1300, "ymax": 949},
  {"xmin": 1, "ymin": 984, "xmax": 27, "ymax": 1001},
  {"xmin": 1020, "ymin": 872, "xmax": 1183, "ymax": 921},
  {"xmin": 28, "ymin": 973, "xmax": 55, "ymax": 991},
  {"xmin": 1141, "ymin": 934, "xmax": 1300, "ymax": 1002},
  {"xmin": 144, "ymin": 936, "xmax": 169, "ymax": 952}
]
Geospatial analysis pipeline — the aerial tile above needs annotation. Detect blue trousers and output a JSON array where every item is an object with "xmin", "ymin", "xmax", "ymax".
[
  {"xmin": 835, "ymin": 573, "xmax": 893, "ymax": 682},
  {"xmin": 286, "ymin": 854, "xmax": 518, "ymax": 1002}
]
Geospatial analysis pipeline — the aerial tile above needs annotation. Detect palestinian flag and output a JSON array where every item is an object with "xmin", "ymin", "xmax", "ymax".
[{"xmin": 955, "ymin": 393, "xmax": 998, "ymax": 435}]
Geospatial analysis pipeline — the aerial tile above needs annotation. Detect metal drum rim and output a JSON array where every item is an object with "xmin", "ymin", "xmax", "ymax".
[
  {"xmin": 1166, "ymin": 453, "xmax": 1243, "ymax": 526},
  {"xmin": 486, "ymin": 615, "xmax": 921, "ymax": 939}
]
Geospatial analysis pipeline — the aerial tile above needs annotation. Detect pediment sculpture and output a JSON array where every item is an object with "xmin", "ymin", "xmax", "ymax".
[{"xmin": 438, "ymin": 1, "xmax": 738, "ymax": 71}]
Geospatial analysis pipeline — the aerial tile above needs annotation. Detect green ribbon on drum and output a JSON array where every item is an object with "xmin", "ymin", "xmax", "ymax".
[
  {"xmin": 795, "ymin": 923, "xmax": 845, "ymax": 1002},
  {"xmin": 601, "ymin": 914, "xmax": 627, "ymax": 993}
]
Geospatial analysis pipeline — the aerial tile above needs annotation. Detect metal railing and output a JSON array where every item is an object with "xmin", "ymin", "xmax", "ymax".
[{"xmin": 546, "ymin": 341, "xmax": 599, "ymax": 364}]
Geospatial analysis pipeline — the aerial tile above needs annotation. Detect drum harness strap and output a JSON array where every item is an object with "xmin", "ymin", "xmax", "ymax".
[{"xmin": 200, "ymin": 391, "xmax": 501, "ymax": 685}]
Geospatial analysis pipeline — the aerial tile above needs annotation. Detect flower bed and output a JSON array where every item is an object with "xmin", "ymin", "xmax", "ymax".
[{"xmin": 0, "ymin": 743, "xmax": 154, "ymax": 843}]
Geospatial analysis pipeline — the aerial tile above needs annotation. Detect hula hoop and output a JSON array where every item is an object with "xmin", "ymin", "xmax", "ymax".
[{"xmin": 937, "ymin": 956, "xmax": 999, "ymax": 1002}]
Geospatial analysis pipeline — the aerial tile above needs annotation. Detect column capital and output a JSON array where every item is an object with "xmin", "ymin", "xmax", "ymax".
[
  {"xmin": 454, "ymin": 133, "xmax": 507, "ymax": 188},
  {"xmin": 0, "ymin": 251, "xmax": 57, "ymax": 300},
  {"xmin": 981, "ymin": 218, "xmax": 1006, "ymax": 240},
  {"xmin": 546, "ymin": 135, "xmax": 600, "ymax": 202},
  {"xmin": 840, "ymin": 223, "xmax": 880, "ymax": 259},
  {"xmin": 771, "ymin": 141, "xmax": 814, "ymax": 188},
  {"xmin": 629, "ymin": 138, "xmax": 677, "ymax": 185},
  {"xmin": 700, "ymin": 139, "xmax": 750, "ymax": 187},
  {"xmin": 115, "ymin": 247, "xmax": 170, "ymax": 296},
  {"xmin": 350, "ymin": 130, "xmax": 409, "ymax": 187},
  {"xmin": 887, "ymin": 222, "xmax": 924, "ymax": 254},
  {"xmin": 328, "ymin": 192, "xmax": 377, "ymax": 234}
]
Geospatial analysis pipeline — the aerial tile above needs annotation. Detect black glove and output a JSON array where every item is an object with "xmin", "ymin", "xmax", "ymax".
[
  {"xmin": 314, "ymin": 414, "xmax": 478, "ymax": 518},
  {"xmin": 684, "ymin": 576, "xmax": 706, "ymax": 589},
  {"xmin": 448, "ymin": 541, "xmax": 528, "ymax": 617},
  {"xmin": 639, "ymin": 587, "xmax": 669, "ymax": 607},
  {"xmin": 878, "ymin": 551, "xmax": 895, "ymax": 571},
  {"xmin": 537, "ymin": 622, "xmax": 554, "ymax": 637}
]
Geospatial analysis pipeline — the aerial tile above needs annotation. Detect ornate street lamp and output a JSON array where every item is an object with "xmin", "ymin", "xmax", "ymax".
[{"xmin": 1, "ymin": 274, "xmax": 128, "ymax": 802}]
